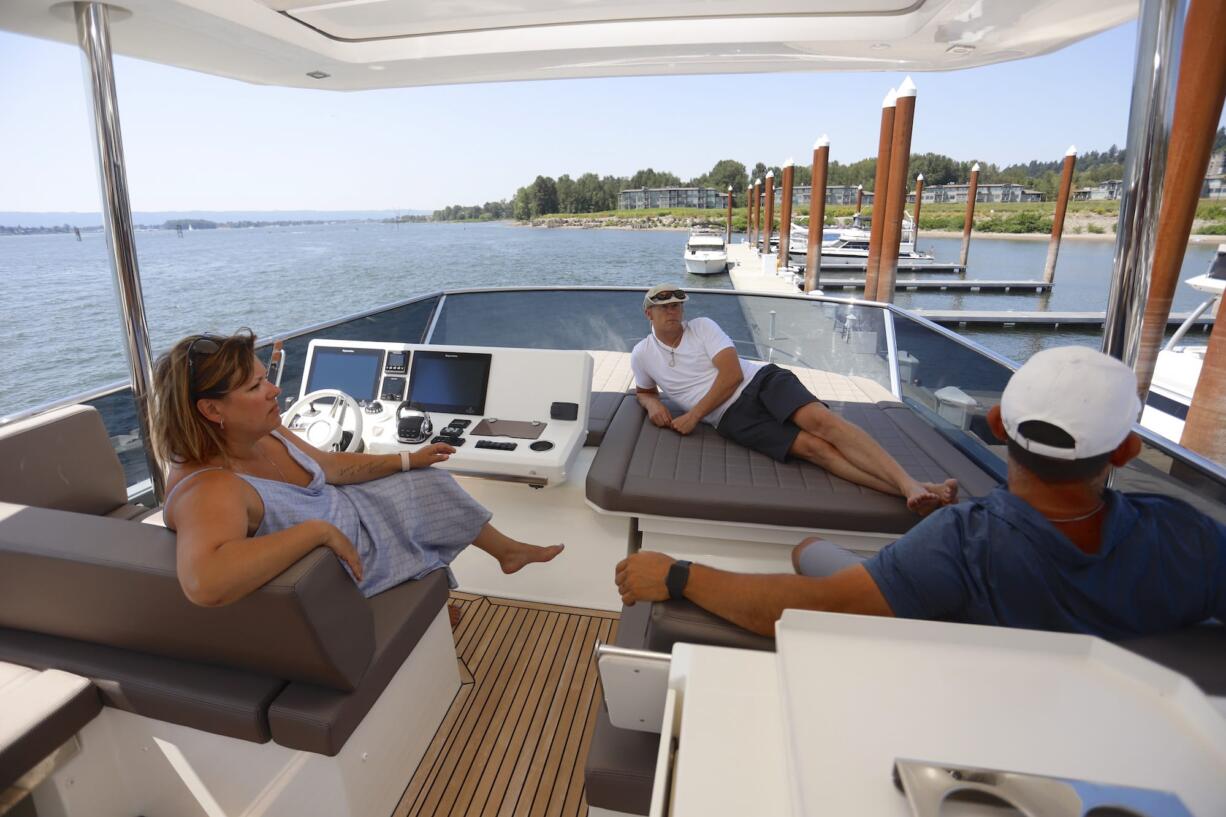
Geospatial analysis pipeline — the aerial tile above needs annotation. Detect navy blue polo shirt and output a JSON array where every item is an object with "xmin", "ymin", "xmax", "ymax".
[{"xmin": 863, "ymin": 487, "xmax": 1226, "ymax": 639}]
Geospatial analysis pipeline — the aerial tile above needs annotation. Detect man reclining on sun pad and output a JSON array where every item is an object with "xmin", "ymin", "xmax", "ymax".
[{"xmin": 631, "ymin": 284, "xmax": 958, "ymax": 514}]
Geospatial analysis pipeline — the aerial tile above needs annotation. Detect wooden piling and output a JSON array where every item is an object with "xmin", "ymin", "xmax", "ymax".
[
  {"xmin": 725, "ymin": 185, "xmax": 733, "ymax": 244},
  {"xmin": 1043, "ymin": 147, "xmax": 1078, "ymax": 285},
  {"xmin": 745, "ymin": 179, "xmax": 755, "ymax": 250},
  {"xmin": 746, "ymin": 179, "xmax": 757, "ymax": 247},
  {"xmin": 1149, "ymin": 0, "xmax": 1226, "ymax": 440},
  {"xmin": 863, "ymin": 88, "xmax": 897, "ymax": 301},
  {"xmin": 805, "ymin": 136, "xmax": 830, "ymax": 293},
  {"xmin": 875, "ymin": 76, "xmax": 918, "ymax": 303},
  {"xmin": 959, "ymin": 163, "xmax": 980, "ymax": 269},
  {"xmin": 762, "ymin": 170, "xmax": 776, "ymax": 258},
  {"xmin": 913, "ymin": 173, "xmax": 924, "ymax": 246},
  {"xmin": 855, "ymin": 184, "xmax": 864, "ymax": 215},
  {"xmin": 777, "ymin": 160, "xmax": 795, "ymax": 269}
]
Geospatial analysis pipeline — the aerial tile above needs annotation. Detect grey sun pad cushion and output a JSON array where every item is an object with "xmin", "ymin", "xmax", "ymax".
[{"xmin": 587, "ymin": 395, "xmax": 999, "ymax": 534}]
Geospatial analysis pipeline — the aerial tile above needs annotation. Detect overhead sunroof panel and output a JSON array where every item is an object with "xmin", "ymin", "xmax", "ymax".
[{"xmin": 277, "ymin": 0, "xmax": 921, "ymax": 41}]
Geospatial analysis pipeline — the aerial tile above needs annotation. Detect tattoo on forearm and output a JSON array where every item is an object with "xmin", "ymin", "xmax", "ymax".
[{"xmin": 333, "ymin": 458, "xmax": 393, "ymax": 482}]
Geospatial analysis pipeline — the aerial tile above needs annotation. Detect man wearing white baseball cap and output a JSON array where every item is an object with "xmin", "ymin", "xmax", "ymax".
[
  {"xmin": 617, "ymin": 346, "xmax": 1226, "ymax": 639},
  {"xmin": 631, "ymin": 284, "xmax": 958, "ymax": 515}
]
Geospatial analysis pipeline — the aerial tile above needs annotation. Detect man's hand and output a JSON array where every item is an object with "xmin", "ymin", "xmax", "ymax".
[
  {"xmin": 645, "ymin": 401, "xmax": 673, "ymax": 428},
  {"xmin": 614, "ymin": 551, "xmax": 676, "ymax": 605},
  {"xmin": 670, "ymin": 412, "xmax": 700, "ymax": 435},
  {"xmin": 410, "ymin": 442, "xmax": 454, "ymax": 469}
]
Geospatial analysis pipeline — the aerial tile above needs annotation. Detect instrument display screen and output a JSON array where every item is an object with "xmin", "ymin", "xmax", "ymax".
[
  {"xmin": 304, "ymin": 347, "xmax": 385, "ymax": 401},
  {"xmin": 408, "ymin": 351, "xmax": 492, "ymax": 415}
]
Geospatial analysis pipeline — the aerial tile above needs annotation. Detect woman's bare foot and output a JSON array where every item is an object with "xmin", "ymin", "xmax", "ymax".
[
  {"xmin": 499, "ymin": 543, "xmax": 565, "ymax": 575},
  {"xmin": 448, "ymin": 604, "xmax": 463, "ymax": 629}
]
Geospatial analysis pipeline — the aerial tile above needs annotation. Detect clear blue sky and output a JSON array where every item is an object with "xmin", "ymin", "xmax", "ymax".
[{"xmin": 1, "ymin": 20, "xmax": 1222, "ymax": 213}]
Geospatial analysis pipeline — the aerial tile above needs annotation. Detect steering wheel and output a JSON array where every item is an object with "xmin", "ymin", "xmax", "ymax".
[{"xmin": 281, "ymin": 389, "xmax": 364, "ymax": 453}]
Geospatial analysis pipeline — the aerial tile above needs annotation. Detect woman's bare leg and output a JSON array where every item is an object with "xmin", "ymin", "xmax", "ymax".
[{"xmin": 471, "ymin": 522, "xmax": 564, "ymax": 574}]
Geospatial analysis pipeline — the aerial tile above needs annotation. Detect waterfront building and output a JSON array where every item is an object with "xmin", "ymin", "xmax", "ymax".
[
  {"xmin": 915, "ymin": 182, "xmax": 1045, "ymax": 204},
  {"xmin": 1208, "ymin": 148, "xmax": 1226, "ymax": 177},
  {"xmin": 618, "ymin": 187, "xmax": 729, "ymax": 209},
  {"xmin": 1074, "ymin": 180, "xmax": 1124, "ymax": 201},
  {"xmin": 1203, "ymin": 175, "xmax": 1225, "ymax": 200},
  {"xmin": 771, "ymin": 185, "xmax": 875, "ymax": 207}
]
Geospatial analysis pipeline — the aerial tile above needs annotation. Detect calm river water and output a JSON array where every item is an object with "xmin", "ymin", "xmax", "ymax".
[{"xmin": 0, "ymin": 221, "xmax": 1218, "ymax": 417}]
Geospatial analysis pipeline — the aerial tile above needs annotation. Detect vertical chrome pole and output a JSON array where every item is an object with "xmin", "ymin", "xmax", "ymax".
[
  {"xmin": 1100, "ymin": 0, "xmax": 1187, "ymax": 366},
  {"xmin": 75, "ymin": 2, "xmax": 165, "ymax": 502}
]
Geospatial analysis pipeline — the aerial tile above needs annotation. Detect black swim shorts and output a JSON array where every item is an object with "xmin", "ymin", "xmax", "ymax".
[{"xmin": 716, "ymin": 364, "xmax": 825, "ymax": 462}]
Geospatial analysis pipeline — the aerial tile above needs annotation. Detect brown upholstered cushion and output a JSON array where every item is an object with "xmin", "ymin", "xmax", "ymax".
[
  {"xmin": 268, "ymin": 569, "xmax": 449, "ymax": 755},
  {"xmin": 0, "ymin": 503, "xmax": 373, "ymax": 691},
  {"xmin": 587, "ymin": 397, "xmax": 999, "ymax": 534},
  {"xmin": 1119, "ymin": 622, "xmax": 1226, "ymax": 697},
  {"xmin": 0, "ymin": 405, "xmax": 127, "ymax": 516},
  {"xmin": 585, "ymin": 708, "xmax": 658, "ymax": 816},
  {"xmin": 0, "ymin": 665, "xmax": 101, "ymax": 791},
  {"xmin": 0, "ymin": 627, "xmax": 282, "ymax": 743},
  {"xmin": 586, "ymin": 391, "xmax": 630, "ymax": 447},
  {"xmin": 647, "ymin": 600, "xmax": 775, "ymax": 653}
]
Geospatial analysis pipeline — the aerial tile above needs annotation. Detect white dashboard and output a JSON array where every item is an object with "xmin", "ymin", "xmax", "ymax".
[{"xmin": 290, "ymin": 340, "xmax": 593, "ymax": 487}]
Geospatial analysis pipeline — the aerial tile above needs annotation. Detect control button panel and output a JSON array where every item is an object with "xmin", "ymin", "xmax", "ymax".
[
  {"xmin": 385, "ymin": 351, "xmax": 409, "ymax": 374},
  {"xmin": 380, "ymin": 376, "xmax": 406, "ymax": 402},
  {"xmin": 432, "ymin": 435, "xmax": 466, "ymax": 447},
  {"xmin": 476, "ymin": 440, "xmax": 518, "ymax": 451}
]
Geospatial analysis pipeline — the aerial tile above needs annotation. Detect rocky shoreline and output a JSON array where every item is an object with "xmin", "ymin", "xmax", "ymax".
[{"xmin": 517, "ymin": 214, "xmax": 1224, "ymax": 244}]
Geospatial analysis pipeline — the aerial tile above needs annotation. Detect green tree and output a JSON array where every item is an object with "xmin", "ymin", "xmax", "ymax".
[
  {"xmin": 703, "ymin": 159, "xmax": 749, "ymax": 194},
  {"xmin": 555, "ymin": 174, "xmax": 577, "ymax": 213},
  {"xmin": 529, "ymin": 175, "xmax": 559, "ymax": 216}
]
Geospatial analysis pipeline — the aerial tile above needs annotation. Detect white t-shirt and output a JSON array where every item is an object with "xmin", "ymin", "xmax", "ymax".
[{"xmin": 630, "ymin": 317, "xmax": 765, "ymax": 426}]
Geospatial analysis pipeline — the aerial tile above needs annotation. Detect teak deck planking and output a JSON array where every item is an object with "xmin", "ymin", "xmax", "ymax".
[{"xmin": 395, "ymin": 593, "xmax": 619, "ymax": 817}]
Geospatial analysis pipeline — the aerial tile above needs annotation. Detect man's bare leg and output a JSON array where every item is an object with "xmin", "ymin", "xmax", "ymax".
[
  {"xmin": 790, "ymin": 402, "xmax": 958, "ymax": 514},
  {"xmin": 471, "ymin": 523, "xmax": 564, "ymax": 574}
]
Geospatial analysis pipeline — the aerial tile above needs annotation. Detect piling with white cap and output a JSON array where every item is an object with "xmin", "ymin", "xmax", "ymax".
[
  {"xmin": 864, "ymin": 87, "xmax": 897, "ymax": 301},
  {"xmin": 762, "ymin": 170, "xmax": 776, "ymax": 257},
  {"xmin": 875, "ymin": 76, "xmax": 918, "ymax": 302},
  {"xmin": 777, "ymin": 159, "xmax": 795, "ymax": 270},
  {"xmin": 855, "ymin": 184, "xmax": 864, "ymax": 215},
  {"xmin": 745, "ymin": 180, "xmax": 755, "ymax": 250},
  {"xmin": 913, "ymin": 173, "xmax": 925, "ymax": 246},
  {"xmin": 805, "ymin": 135, "xmax": 831, "ymax": 293},
  {"xmin": 1043, "ymin": 146, "xmax": 1078, "ymax": 285},
  {"xmin": 725, "ymin": 184, "xmax": 734, "ymax": 244},
  {"xmin": 959, "ymin": 162, "xmax": 981, "ymax": 269}
]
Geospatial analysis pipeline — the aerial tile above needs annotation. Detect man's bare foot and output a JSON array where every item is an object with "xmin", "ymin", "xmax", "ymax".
[
  {"xmin": 449, "ymin": 604, "xmax": 463, "ymax": 630},
  {"xmin": 499, "ymin": 543, "xmax": 565, "ymax": 575},
  {"xmin": 905, "ymin": 478, "xmax": 960, "ymax": 516}
]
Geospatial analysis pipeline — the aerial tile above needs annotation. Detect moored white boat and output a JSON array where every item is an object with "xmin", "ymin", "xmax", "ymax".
[{"xmin": 682, "ymin": 232, "xmax": 728, "ymax": 275}]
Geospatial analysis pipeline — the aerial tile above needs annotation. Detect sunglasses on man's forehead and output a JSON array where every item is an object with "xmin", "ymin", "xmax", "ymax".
[{"xmin": 648, "ymin": 289, "xmax": 687, "ymax": 303}]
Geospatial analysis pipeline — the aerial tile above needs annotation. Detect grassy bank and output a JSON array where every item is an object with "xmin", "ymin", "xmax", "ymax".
[{"xmin": 525, "ymin": 199, "xmax": 1226, "ymax": 236}]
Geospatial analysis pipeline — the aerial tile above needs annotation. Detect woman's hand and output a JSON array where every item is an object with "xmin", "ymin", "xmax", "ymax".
[
  {"xmin": 410, "ymin": 442, "xmax": 455, "ymax": 469},
  {"xmin": 317, "ymin": 521, "xmax": 363, "ymax": 581}
]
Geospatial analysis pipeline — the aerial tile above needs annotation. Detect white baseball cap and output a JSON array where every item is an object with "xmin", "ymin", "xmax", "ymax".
[
  {"xmin": 643, "ymin": 285, "xmax": 688, "ymax": 310},
  {"xmin": 1000, "ymin": 346, "xmax": 1141, "ymax": 460}
]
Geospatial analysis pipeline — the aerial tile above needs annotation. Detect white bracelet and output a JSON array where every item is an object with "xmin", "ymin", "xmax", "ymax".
[{"xmin": 400, "ymin": 451, "xmax": 413, "ymax": 471}]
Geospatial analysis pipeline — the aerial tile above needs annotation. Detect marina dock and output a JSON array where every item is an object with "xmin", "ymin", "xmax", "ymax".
[
  {"xmin": 791, "ymin": 256, "xmax": 966, "ymax": 274},
  {"xmin": 913, "ymin": 310, "xmax": 1215, "ymax": 330},
  {"xmin": 820, "ymin": 279, "xmax": 1052, "ymax": 293}
]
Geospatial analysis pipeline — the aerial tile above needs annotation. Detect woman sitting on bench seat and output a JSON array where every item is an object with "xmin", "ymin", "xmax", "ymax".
[{"xmin": 152, "ymin": 330, "xmax": 562, "ymax": 608}]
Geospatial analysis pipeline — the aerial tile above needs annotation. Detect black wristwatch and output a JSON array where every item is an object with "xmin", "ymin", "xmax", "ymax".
[{"xmin": 665, "ymin": 559, "xmax": 692, "ymax": 601}]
